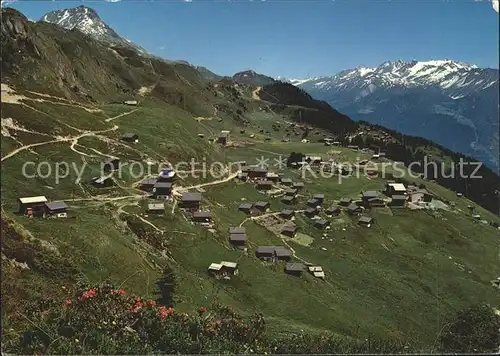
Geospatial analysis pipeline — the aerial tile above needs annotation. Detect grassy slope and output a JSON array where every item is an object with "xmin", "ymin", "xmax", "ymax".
[{"xmin": 1, "ymin": 85, "xmax": 499, "ymax": 350}]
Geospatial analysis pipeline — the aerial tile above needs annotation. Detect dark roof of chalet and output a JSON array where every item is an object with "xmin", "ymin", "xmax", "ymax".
[
  {"xmin": 239, "ymin": 203, "xmax": 253, "ymax": 210},
  {"xmin": 340, "ymin": 198, "xmax": 352, "ymax": 203},
  {"xmin": 282, "ymin": 195, "xmax": 295, "ymax": 201},
  {"xmin": 391, "ymin": 195, "xmax": 407, "ymax": 200},
  {"xmin": 347, "ymin": 203, "xmax": 361, "ymax": 211},
  {"xmin": 281, "ymin": 223, "xmax": 297, "ymax": 232},
  {"xmin": 122, "ymin": 132, "xmax": 137, "ymax": 138},
  {"xmin": 154, "ymin": 182, "xmax": 173, "ymax": 189},
  {"xmin": 254, "ymin": 201, "xmax": 270, "ymax": 208},
  {"xmin": 256, "ymin": 246, "xmax": 275, "ymax": 255},
  {"xmin": 285, "ymin": 262, "xmax": 304, "ymax": 272},
  {"xmin": 229, "ymin": 233, "xmax": 247, "ymax": 242},
  {"xmin": 274, "ymin": 246, "xmax": 292, "ymax": 257},
  {"xmin": 193, "ymin": 211, "xmax": 212, "ymax": 218},
  {"xmin": 307, "ymin": 198, "xmax": 320, "ymax": 205},
  {"xmin": 257, "ymin": 180, "xmax": 273, "ymax": 186},
  {"xmin": 326, "ymin": 205, "xmax": 340, "ymax": 213},
  {"xmin": 315, "ymin": 219, "xmax": 329, "ymax": 226},
  {"xmin": 305, "ymin": 207, "xmax": 317, "ymax": 214},
  {"xmin": 244, "ymin": 166, "xmax": 268, "ymax": 173},
  {"xmin": 359, "ymin": 215, "xmax": 373, "ymax": 223},
  {"xmin": 181, "ymin": 192, "xmax": 202, "ymax": 202},
  {"xmin": 280, "ymin": 209, "xmax": 294, "ymax": 216},
  {"xmin": 285, "ymin": 188, "xmax": 298, "ymax": 194},
  {"xmin": 362, "ymin": 191, "xmax": 379, "ymax": 198},
  {"xmin": 281, "ymin": 177, "xmax": 293, "ymax": 183},
  {"xmin": 313, "ymin": 194, "xmax": 325, "ymax": 200},
  {"xmin": 141, "ymin": 178, "xmax": 157, "ymax": 186},
  {"xmin": 45, "ymin": 201, "xmax": 68, "ymax": 210},
  {"xmin": 229, "ymin": 227, "xmax": 246, "ymax": 234}
]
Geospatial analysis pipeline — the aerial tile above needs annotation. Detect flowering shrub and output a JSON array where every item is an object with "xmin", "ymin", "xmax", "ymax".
[
  {"xmin": 5, "ymin": 284, "xmax": 266, "ymax": 354},
  {"xmin": 3, "ymin": 283, "xmax": 412, "ymax": 354}
]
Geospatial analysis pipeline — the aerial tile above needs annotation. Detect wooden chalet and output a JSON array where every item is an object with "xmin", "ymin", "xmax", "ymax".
[
  {"xmin": 256, "ymin": 180, "xmax": 273, "ymax": 190},
  {"xmin": 121, "ymin": 133, "xmax": 139, "ymax": 143},
  {"xmin": 389, "ymin": 195, "xmax": 407, "ymax": 207},
  {"xmin": 18, "ymin": 196, "xmax": 48, "ymax": 216},
  {"xmin": 314, "ymin": 219, "xmax": 329, "ymax": 229},
  {"xmin": 358, "ymin": 215, "xmax": 374, "ymax": 226},
  {"xmin": 325, "ymin": 205, "xmax": 341, "ymax": 216},
  {"xmin": 180, "ymin": 192, "xmax": 202, "ymax": 210},
  {"xmin": 279, "ymin": 209, "xmax": 295, "ymax": 219},
  {"xmin": 44, "ymin": 201, "xmax": 68, "ymax": 217},
  {"xmin": 281, "ymin": 195, "xmax": 296, "ymax": 204},
  {"xmin": 238, "ymin": 203, "xmax": 253, "ymax": 213},
  {"xmin": 147, "ymin": 203, "xmax": 165, "ymax": 214},
  {"xmin": 91, "ymin": 175, "xmax": 114, "ymax": 188},
  {"xmin": 139, "ymin": 178, "xmax": 157, "ymax": 192},
  {"xmin": 254, "ymin": 201, "xmax": 270, "ymax": 211},
  {"xmin": 153, "ymin": 182, "xmax": 173, "ymax": 199},
  {"xmin": 281, "ymin": 223, "xmax": 297, "ymax": 237},
  {"xmin": 285, "ymin": 263, "xmax": 305, "ymax": 277},
  {"xmin": 305, "ymin": 207, "xmax": 317, "ymax": 217},
  {"xmin": 347, "ymin": 203, "xmax": 363, "ymax": 215},
  {"xmin": 193, "ymin": 211, "xmax": 213, "ymax": 222},
  {"xmin": 385, "ymin": 182, "xmax": 407, "ymax": 197}
]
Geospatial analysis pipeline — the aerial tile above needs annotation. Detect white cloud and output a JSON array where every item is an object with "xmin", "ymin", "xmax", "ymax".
[
  {"xmin": 104, "ymin": 0, "xmax": 122, "ymax": 2},
  {"xmin": 184, "ymin": 0, "xmax": 193, "ymax": 2},
  {"xmin": 158, "ymin": 46, "xmax": 165, "ymax": 50}
]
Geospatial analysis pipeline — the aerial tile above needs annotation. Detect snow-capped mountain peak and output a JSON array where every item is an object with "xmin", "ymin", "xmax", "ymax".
[
  {"xmin": 41, "ymin": 6, "xmax": 147, "ymax": 54},
  {"xmin": 291, "ymin": 59, "xmax": 499, "ymax": 171},
  {"xmin": 294, "ymin": 59, "xmax": 497, "ymax": 98}
]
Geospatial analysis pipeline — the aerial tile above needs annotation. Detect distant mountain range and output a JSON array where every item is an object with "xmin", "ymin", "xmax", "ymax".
[
  {"xmin": 287, "ymin": 60, "xmax": 499, "ymax": 171},
  {"xmin": 36, "ymin": 5, "xmax": 500, "ymax": 171}
]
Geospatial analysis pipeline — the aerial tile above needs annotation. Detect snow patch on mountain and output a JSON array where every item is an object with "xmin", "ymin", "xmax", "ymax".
[{"xmin": 41, "ymin": 5, "xmax": 147, "ymax": 54}]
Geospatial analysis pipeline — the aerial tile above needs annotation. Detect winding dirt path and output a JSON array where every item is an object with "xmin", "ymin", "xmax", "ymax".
[
  {"xmin": 105, "ymin": 108, "xmax": 140, "ymax": 122},
  {"xmin": 252, "ymin": 86, "xmax": 261, "ymax": 100},
  {"xmin": 1, "ymin": 125, "xmax": 119, "ymax": 162}
]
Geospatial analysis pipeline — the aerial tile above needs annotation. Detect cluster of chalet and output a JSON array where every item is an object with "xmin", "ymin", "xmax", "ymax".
[
  {"xmin": 18, "ymin": 196, "xmax": 68, "ymax": 218},
  {"xmin": 332, "ymin": 181, "xmax": 436, "ymax": 227},
  {"xmin": 237, "ymin": 166, "xmax": 310, "ymax": 202},
  {"xmin": 238, "ymin": 201, "xmax": 271, "ymax": 214},
  {"xmin": 138, "ymin": 169, "xmax": 176, "ymax": 199},
  {"xmin": 136, "ymin": 170, "xmax": 210, "ymax": 225}
]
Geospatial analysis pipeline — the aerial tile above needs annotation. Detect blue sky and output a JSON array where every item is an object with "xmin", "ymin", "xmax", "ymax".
[{"xmin": 4, "ymin": 0, "xmax": 499, "ymax": 78}]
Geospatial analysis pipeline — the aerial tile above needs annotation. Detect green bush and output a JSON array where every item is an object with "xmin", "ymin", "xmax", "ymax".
[
  {"xmin": 5, "ymin": 283, "xmax": 266, "ymax": 354},
  {"xmin": 4, "ymin": 283, "xmax": 413, "ymax": 354},
  {"xmin": 439, "ymin": 304, "xmax": 500, "ymax": 353}
]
